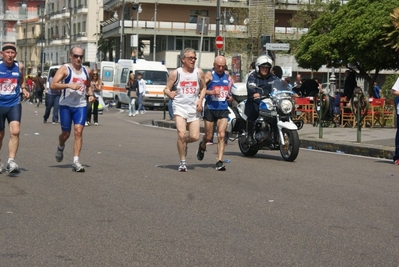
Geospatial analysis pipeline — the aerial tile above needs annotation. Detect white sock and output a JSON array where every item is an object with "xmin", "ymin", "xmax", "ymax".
[
  {"xmin": 7, "ymin": 158, "xmax": 14, "ymax": 164},
  {"xmin": 73, "ymin": 156, "xmax": 79, "ymax": 163}
]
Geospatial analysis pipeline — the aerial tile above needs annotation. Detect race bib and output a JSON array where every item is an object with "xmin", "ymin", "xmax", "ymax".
[
  {"xmin": 0, "ymin": 78, "xmax": 18, "ymax": 96},
  {"xmin": 211, "ymin": 85, "xmax": 228, "ymax": 101},
  {"xmin": 180, "ymin": 80, "xmax": 198, "ymax": 95}
]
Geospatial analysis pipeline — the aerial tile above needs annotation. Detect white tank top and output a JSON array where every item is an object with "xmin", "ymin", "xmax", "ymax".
[
  {"xmin": 59, "ymin": 64, "xmax": 88, "ymax": 107},
  {"xmin": 173, "ymin": 67, "xmax": 200, "ymax": 114}
]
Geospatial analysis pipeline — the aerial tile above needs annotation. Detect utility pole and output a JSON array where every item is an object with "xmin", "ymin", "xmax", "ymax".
[{"xmin": 119, "ymin": 0, "xmax": 125, "ymax": 60}]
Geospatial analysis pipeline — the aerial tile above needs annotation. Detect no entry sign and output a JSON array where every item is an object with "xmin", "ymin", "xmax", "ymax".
[{"xmin": 215, "ymin": 35, "xmax": 224, "ymax": 50}]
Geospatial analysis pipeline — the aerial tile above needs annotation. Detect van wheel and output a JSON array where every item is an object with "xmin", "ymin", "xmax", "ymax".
[{"xmin": 115, "ymin": 97, "xmax": 121, "ymax": 108}]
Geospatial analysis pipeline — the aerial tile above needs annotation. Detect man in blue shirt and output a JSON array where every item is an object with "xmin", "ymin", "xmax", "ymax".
[{"xmin": 374, "ymin": 81, "xmax": 381, "ymax": 99}]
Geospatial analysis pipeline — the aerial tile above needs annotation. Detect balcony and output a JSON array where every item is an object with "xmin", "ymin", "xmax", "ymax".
[
  {"xmin": 16, "ymin": 38, "xmax": 37, "ymax": 46},
  {"xmin": 104, "ymin": 0, "xmax": 247, "ymax": 10},
  {"xmin": 102, "ymin": 19, "xmax": 248, "ymax": 39}
]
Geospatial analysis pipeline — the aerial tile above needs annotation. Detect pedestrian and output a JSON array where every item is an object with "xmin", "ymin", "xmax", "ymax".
[
  {"xmin": 0, "ymin": 43, "xmax": 30, "ymax": 173},
  {"xmin": 27, "ymin": 76, "xmax": 34, "ymax": 103},
  {"xmin": 43, "ymin": 68, "xmax": 60, "ymax": 124},
  {"xmin": 163, "ymin": 47, "xmax": 206, "ymax": 172},
  {"xmin": 34, "ymin": 71, "xmax": 45, "ymax": 107},
  {"xmin": 390, "ymin": 77, "xmax": 399, "ymax": 165},
  {"xmin": 126, "ymin": 72, "xmax": 138, "ymax": 117},
  {"xmin": 374, "ymin": 81, "xmax": 381, "ymax": 99},
  {"xmin": 86, "ymin": 70, "xmax": 103, "ymax": 126},
  {"xmin": 135, "ymin": 72, "xmax": 146, "ymax": 115},
  {"xmin": 51, "ymin": 46, "xmax": 95, "ymax": 172},
  {"xmin": 196, "ymin": 56, "xmax": 232, "ymax": 171}
]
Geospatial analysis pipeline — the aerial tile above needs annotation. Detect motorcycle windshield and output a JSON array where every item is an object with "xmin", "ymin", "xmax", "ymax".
[{"xmin": 270, "ymin": 79, "xmax": 294, "ymax": 98}]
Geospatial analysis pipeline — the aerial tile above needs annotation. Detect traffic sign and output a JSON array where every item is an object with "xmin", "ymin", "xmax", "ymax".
[
  {"xmin": 265, "ymin": 43, "xmax": 290, "ymax": 51},
  {"xmin": 215, "ymin": 35, "xmax": 224, "ymax": 50}
]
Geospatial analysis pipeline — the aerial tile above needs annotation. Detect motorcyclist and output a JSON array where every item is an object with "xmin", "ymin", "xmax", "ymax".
[{"xmin": 245, "ymin": 55, "xmax": 278, "ymax": 143}]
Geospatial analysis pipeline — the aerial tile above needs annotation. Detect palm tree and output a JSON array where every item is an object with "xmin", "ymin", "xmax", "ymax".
[{"xmin": 383, "ymin": 8, "xmax": 399, "ymax": 52}]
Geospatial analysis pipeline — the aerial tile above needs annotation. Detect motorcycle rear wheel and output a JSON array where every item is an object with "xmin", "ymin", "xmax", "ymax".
[
  {"xmin": 279, "ymin": 129, "xmax": 300, "ymax": 162},
  {"xmin": 238, "ymin": 139, "xmax": 259, "ymax": 157}
]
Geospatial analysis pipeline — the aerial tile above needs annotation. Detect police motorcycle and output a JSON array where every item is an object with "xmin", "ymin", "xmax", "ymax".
[{"xmin": 227, "ymin": 80, "xmax": 300, "ymax": 162}]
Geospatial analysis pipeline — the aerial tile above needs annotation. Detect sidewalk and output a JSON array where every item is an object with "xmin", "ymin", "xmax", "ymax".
[{"xmin": 150, "ymin": 113, "xmax": 396, "ymax": 160}]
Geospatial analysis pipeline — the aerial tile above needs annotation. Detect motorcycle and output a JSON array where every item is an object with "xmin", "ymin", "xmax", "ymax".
[{"xmin": 227, "ymin": 81, "xmax": 300, "ymax": 162}]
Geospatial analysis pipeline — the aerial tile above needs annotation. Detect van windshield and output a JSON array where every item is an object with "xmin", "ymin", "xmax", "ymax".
[{"xmin": 136, "ymin": 70, "xmax": 168, "ymax": 85}]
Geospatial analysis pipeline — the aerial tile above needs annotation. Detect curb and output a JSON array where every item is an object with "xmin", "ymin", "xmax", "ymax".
[{"xmin": 152, "ymin": 120, "xmax": 395, "ymax": 160}]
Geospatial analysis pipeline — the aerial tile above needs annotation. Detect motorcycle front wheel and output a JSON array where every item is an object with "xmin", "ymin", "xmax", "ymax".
[
  {"xmin": 279, "ymin": 129, "xmax": 300, "ymax": 162},
  {"xmin": 238, "ymin": 139, "xmax": 259, "ymax": 157}
]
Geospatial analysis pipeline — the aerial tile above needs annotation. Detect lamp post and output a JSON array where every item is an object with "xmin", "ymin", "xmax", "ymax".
[
  {"xmin": 222, "ymin": 8, "xmax": 234, "ymax": 54},
  {"xmin": 69, "ymin": 0, "xmax": 72, "ymax": 53},
  {"xmin": 39, "ymin": 4, "xmax": 45, "ymax": 74},
  {"xmin": 21, "ymin": 3, "xmax": 28, "ymax": 68},
  {"xmin": 215, "ymin": 0, "xmax": 221, "ymax": 56},
  {"xmin": 136, "ymin": 4, "xmax": 142, "ymax": 59},
  {"xmin": 119, "ymin": 0, "xmax": 125, "ymax": 60},
  {"xmin": 153, "ymin": 2, "xmax": 157, "ymax": 61}
]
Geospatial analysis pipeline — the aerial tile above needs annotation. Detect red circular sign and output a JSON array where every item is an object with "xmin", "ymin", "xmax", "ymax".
[{"xmin": 215, "ymin": 35, "xmax": 224, "ymax": 50}]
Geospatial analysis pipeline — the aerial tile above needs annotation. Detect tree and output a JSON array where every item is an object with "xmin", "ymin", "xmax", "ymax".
[
  {"xmin": 295, "ymin": 0, "xmax": 399, "ymax": 94},
  {"xmin": 382, "ymin": 8, "xmax": 399, "ymax": 53}
]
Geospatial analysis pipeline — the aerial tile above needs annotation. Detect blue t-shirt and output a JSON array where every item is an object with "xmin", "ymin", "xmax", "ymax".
[
  {"xmin": 205, "ymin": 70, "xmax": 230, "ymax": 110},
  {"xmin": 0, "ymin": 60, "xmax": 21, "ymax": 107}
]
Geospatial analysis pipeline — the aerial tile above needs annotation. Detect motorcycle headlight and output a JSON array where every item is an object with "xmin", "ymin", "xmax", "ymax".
[{"xmin": 280, "ymin": 99, "xmax": 293, "ymax": 114}]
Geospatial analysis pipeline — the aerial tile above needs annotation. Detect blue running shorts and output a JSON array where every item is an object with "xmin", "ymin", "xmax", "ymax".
[
  {"xmin": 59, "ymin": 105, "xmax": 87, "ymax": 132},
  {"xmin": 0, "ymin": 104, "xmax": 22, "ymax": 131}
]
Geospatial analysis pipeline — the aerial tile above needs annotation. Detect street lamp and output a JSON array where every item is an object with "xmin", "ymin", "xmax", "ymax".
[
  {"xmin": 39, "ymin": 4, "xmax": 45, "ymax": 74},
  {"xmin": 21, "ymin": 3, "xmax": 28, "ymax": 69},
  {"xmin": 222, "ymin": 9, "xmax": 234, "ymax": 54},
  {"xmin": 153, "ymin": 2, "xmax": 157, "ymax": 61},
  {"xmin": 119, "ymin": 0, "xmax": 125, "ymax": 60},
  {"xmin": 134, "ymin": 4, "xmax": 142, "ymax": 59}
]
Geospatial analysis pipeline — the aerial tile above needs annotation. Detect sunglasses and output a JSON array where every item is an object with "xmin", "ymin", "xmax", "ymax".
[
  {"xmin": 92, "ymin": 73, "xmax": 98, "ymax": 75},
  {"xmin": 73, "ymin": 54, "xmax": 84, "ymax": 59},
  {"xmin": 186, "ymin": 56, "xmax": 197, "ymax": 61}
]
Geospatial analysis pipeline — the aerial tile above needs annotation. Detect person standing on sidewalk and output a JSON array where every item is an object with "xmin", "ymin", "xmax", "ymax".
[
  {"xmin": 51, "ymin": 46, "xmax": 95, "ymax": 172},
  {"xmin": 390, "ymin": 77, "xmax": 399, "ymax": 165},
  {"xmin": 135, "ymin": 72, "xmax": 146, "ymax": 115},
  {"xmin": 126, "ymin": 72, "xmax": 138, "ymax": 117},
  {"xmin": 0, "ymin": 43, "xmax": 30, "ymax": 173},
  {"xmin": 196, "ymin": 56, "xmax": 232, "ymax": 171},
  {"xmin": 43, "ymin": 69, "xmax": 60, "ymax": 124},
  {"xmin": 86, "ymin": 70, "xmax": 102, "ymax": 126},
  {"xmin": 163, "ymin": 47, "xmax": 206, "ymax": 172}
]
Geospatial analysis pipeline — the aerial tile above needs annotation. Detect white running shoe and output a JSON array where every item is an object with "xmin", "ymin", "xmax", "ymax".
[
  {"xmin": 72, "ymin": 161, "xmax": 85, "ymax": 172},
  {"xmin": 178, "ymin": 163, "xmax": 187, "ymax": 172},
  {"xmin": 6, "ymin": 160, "xmax": 19, "ymax": 174}
]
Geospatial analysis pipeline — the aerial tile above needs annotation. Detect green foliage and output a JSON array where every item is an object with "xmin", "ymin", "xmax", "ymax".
[
  {"xmin": 295, "ymin": 0, "xmax": 399, "ymax": 94},
  {"xmin": 381, "ymin": 74, "xmax": 399, "ymax": 101},
  {"xmin": 382, "ymin": 8, "xmax": 399, "ymax": 52}
]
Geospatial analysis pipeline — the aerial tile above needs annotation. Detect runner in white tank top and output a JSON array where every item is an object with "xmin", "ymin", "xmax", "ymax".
[
  {"xmin": 164, "ymin": 48, "xmax": 206, "ymax": 172},
  {"xmin": 173, "ymin": 67, "xmax": 201, "ymax": 121}
]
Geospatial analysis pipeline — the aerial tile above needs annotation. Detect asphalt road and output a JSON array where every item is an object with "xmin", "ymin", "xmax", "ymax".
[{"xmin": 0, "ymin": 104, "xmax": 398, "ymax": 266}]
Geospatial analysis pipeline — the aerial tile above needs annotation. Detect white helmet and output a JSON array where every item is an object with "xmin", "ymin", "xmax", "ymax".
[{"xmin": 255, "ymin": 55, "xmax": 273, "ymax": 73}]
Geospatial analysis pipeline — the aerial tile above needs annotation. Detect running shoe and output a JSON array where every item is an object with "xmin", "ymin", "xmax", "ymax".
[
  {"xmin": 6, "ymin": 160, "xmax": 20, "ymax": 174},
  {"xmin": 55, "ymin": 146, "xmax": 64, "ymax": 162},
  {"xmin": 196, "ymin": 142, "xmax": 206, "ymax": 161},
  {"xmin": 178, "ymin": 163, "xmax": 187, "ymax": 172},
  {"xmin": 72, "ymin": 161, "xmax": 85, "ymax": 172},
  {"xmin": 94, "ymin": 122, "xmax": 99, "ymax": 126},
  {"xmin": 215, "ymin": 160, "xmax": 226, "ymax": 171}
]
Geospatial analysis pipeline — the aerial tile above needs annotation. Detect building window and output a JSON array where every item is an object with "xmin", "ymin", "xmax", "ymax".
[{"xmin": 189, "ymin": 10, "xmax": 208, "ymax": 23}]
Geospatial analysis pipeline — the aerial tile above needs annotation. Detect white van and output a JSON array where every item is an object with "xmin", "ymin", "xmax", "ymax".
[{"xmin": 100, "ymin": 59, "xmax": 169, "ymax": 108}]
